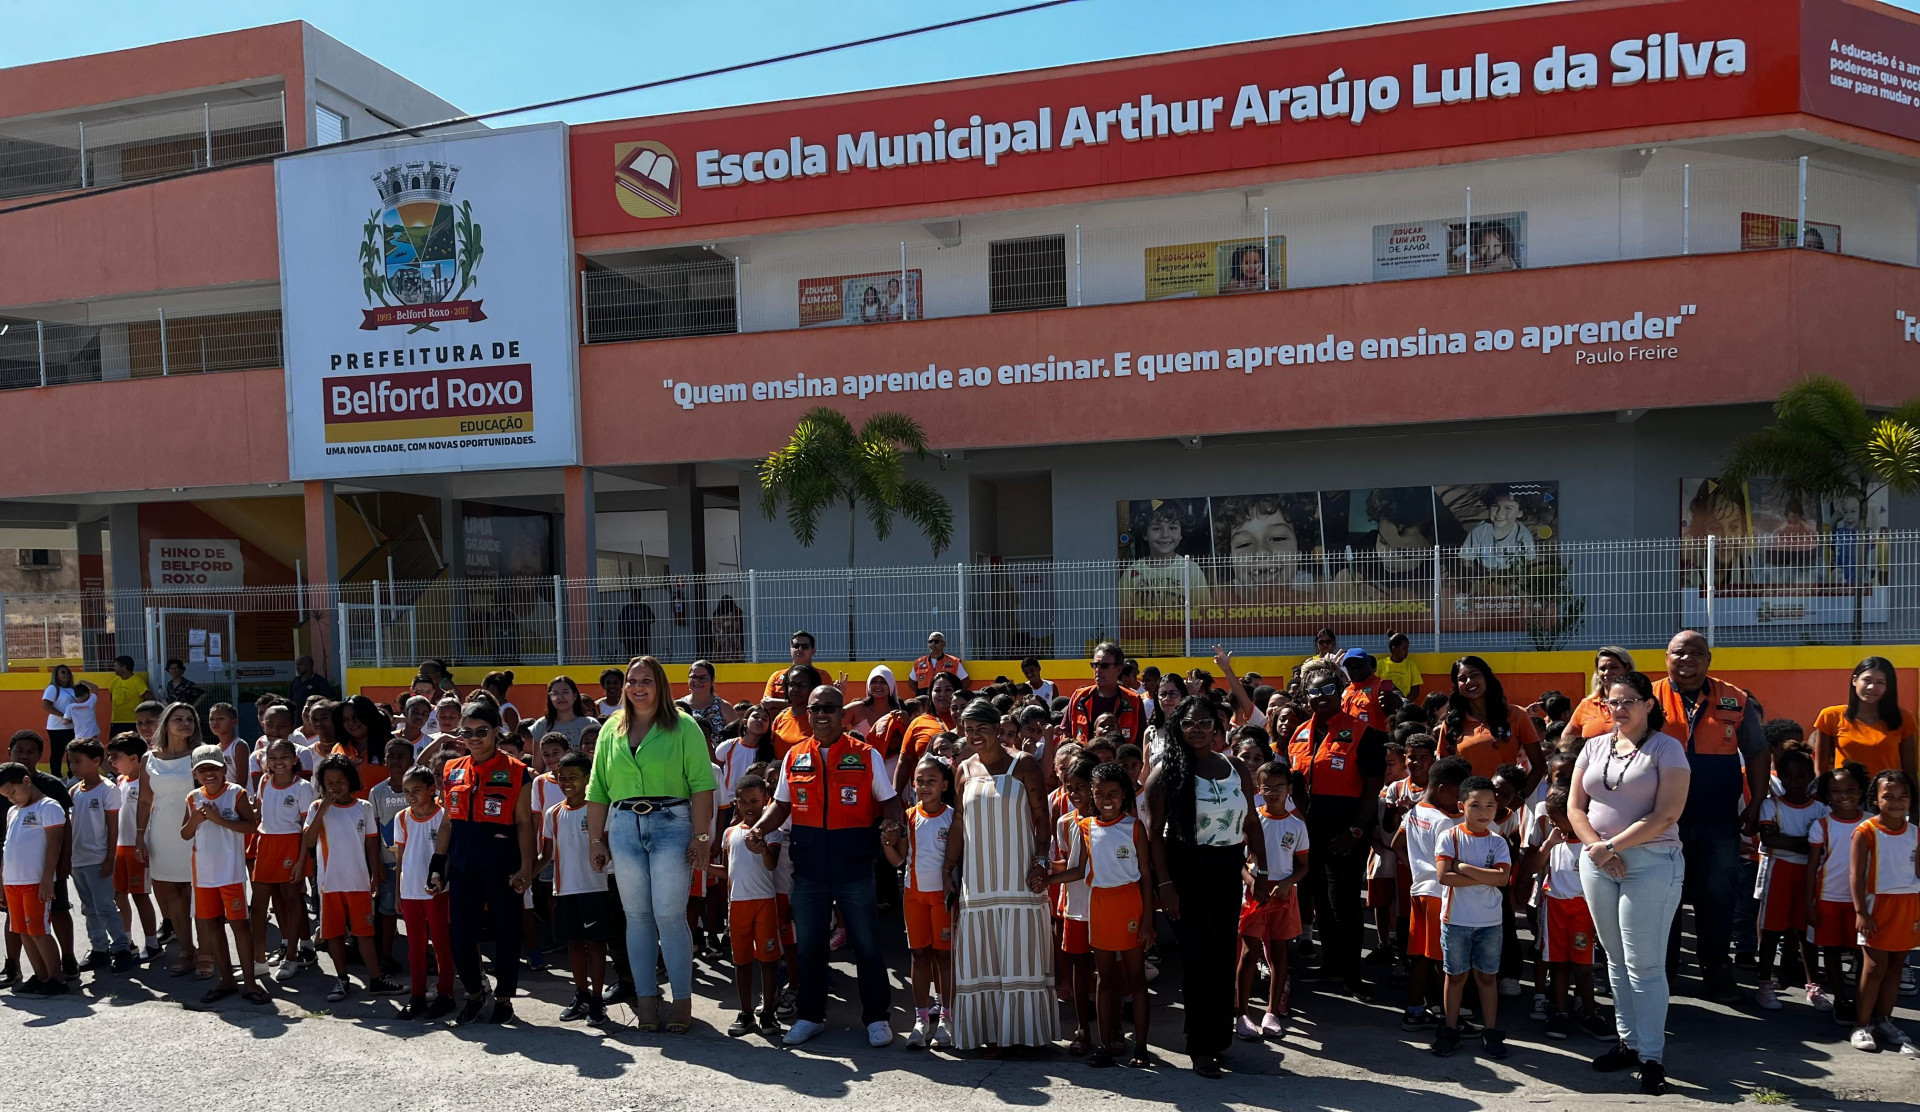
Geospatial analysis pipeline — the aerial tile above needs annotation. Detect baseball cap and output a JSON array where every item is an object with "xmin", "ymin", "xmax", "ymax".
[
  {"xmin": 1342, "ymin": 648, "xmax": 1375, "ymax": 668},
  {"xmin": 191, "ymin": 744, "xmax": 226, "ymax": 771}
]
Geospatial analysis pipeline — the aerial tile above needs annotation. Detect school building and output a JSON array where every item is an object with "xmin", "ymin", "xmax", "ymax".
[{"xmin": 5, "ymin": 0, "xmax": 1920, "ymax": 733}]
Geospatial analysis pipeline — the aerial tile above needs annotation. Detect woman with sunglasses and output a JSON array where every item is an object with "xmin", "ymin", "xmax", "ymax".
[
  {"xmin": 586, "ymin": 656, "xmax": 717, "ymax": 1033},
  {"xmin": 431, "ymin": 699, "xmax": 537, "ymax": 1025},
  {"xmin": 1146, "ymin": 695, "xmax": 1270, "ymax": 1077},
  {"xmin": 1285, "ymin": 658, "xmax": 1390, "ymax": 1001}
]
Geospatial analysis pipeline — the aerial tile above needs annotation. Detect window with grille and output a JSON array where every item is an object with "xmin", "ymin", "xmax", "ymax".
[
  {"xmin": 16, "ymin": 549, "xmax": 58, "ymax": 569},
  {"xmin": 989, "ymin": 234, "xmax": 1067, "ymax": 313}
]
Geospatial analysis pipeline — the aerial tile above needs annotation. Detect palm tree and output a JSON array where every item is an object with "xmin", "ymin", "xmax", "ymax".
[
  {"xmin": 757, "ymin": 407, "xmax": 954, "ymax": 659},
  {"xmin": 1720, "ymin": 375, "xmax": 1920, "ymax": 640}
]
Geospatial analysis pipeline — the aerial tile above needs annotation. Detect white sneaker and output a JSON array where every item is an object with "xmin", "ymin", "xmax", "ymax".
[
  {"xmin": 783, "ymin": 1018, "xmax": 825, "ymax": 1046},
  {"xmin": 1806, "ymin": 983, "xmax": 1834, "ymax": 1012},
  {"xmin": 1754, "ymin": 979, "xmax": 1783, "ymax": 1010},
  {"xmin": 273, "ymin": 960, "xmax": 301, "ymax": 983},
  {"xmin": 904, "ymin": 1018, "xmax": 929, "ymax": 1048},
  {"xmin": 867, "ymin": 1020, "xmax": 894, "ymax": 1047},
  {"xmin": 1901, "ymin": 967, "xmax": 1918, "ymax": 997},
  {"xmin": 1236, "ymin": 1015, "xmax": 1263, "ymax": 1040},
  {"xmin": 1851, "ymin": 1026, "xmax": 1881, "ymax": 1052},
  {"xmin": 1497, "ymin": 977, "xmax": 1522, "ymax": 998},
  {"xmin": 931, "ymin": 1019, "xmax": 954, "ymax": 1048}
]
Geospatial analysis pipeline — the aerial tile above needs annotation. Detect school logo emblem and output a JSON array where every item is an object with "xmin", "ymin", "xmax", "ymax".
[
  {"xmin": 358, "ymin": 160, "xmax": 486, "ymax": 331},
  {"xmin": 614, "ymin": 140, "xmax": 680, "ymax": 219},
  {"xmin": 1115, "ymin": 843, "xmax": 1132, "ymax": 860},
  {"xmin": 1280, "ymin": 833, "xmax": 1297, "ymax": 848}
]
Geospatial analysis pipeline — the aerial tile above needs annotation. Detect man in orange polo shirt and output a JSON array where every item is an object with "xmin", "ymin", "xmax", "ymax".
[
  {"xmin": 1654, "ymin": 630, "xmax": 1770, "ymax": 1003},
  {"xmin": 763, "ymin": 631, "xmax": 818, "ymax": 701}
]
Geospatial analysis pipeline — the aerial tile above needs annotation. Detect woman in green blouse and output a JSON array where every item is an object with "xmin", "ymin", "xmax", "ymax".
[{"xmin": 586, "ymin": 656, "xmax": 717, "ymax": 1032}]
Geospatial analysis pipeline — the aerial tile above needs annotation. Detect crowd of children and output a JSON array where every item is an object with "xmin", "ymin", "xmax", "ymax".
[{"xmin": 2, "ymin": 641, "xmax": 1918, "ymax": 1084}]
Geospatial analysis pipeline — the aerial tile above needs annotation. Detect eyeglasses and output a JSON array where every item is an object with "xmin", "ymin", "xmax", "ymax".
[
  {"xmin": 456, "ymin": 727, "xmax": 492, "ymax": 738},
  {"xmin": 806, "ymin": 705, "xmax": 842, "ymax": 716},
  {"xmin": 1305, "ymin": 683, "xmax": 1341, "ymax": 698},
  {"xmin": 1603, "ymin": 697, "xmax": 1645, "ymax": 710},
  {"xmin": 1092, "ymin": 660, "xmax": 1120, "ymax": 670},
  {"xmin": 791, "ymin": 642, "xmax": 812, "ymax": 651}
]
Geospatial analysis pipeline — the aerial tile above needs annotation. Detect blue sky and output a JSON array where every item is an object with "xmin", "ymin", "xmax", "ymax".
[{"xmin": 13, "ymin": 0, "xmax": 1917, "ymax": 126}]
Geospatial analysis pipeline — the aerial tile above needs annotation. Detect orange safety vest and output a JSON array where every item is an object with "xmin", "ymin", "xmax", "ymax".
[
  {"xmin": 1289, "ymin": 712, "xmax": 1368, "ymax": 799},
  {"xmin": 783, "ymin": 735, "xmax": 883, "ymax": 830},
  {"xmin": 867, "ymin": 708, "xmax": 909, "ymax": 760},
  {"xmin": 443, "ymin": 752, "xmax": 527, "ymax": 825},
  {"xmin": 1341, "ymin": 675, "xmax": 1391, "ymax": 730},
  {"xmin": 909, "ymin": 654, "xmax": 963, "ymax": 691},
  {"xmin": 1653, "ymin": 676, "xmax": 1746, "ymax": 757},
  {"xmin": 1065, "ymin": 684, "xmax": 1144, "ymax": 743}
]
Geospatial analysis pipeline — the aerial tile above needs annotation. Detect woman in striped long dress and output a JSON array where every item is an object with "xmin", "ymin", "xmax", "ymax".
[{"xmin": 950, "ymin": 698, "xmax": 1059, "ymax": 1053}]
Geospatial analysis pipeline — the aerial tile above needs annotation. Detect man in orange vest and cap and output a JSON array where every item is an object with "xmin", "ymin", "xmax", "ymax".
[{"xmin": 749, "ymin": 684, "xmax": 904, "ymax": 1048}]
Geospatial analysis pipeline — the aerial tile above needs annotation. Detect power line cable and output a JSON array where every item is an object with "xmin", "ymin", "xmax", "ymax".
[{"xmin": 0, "ymin": 0, "xmax": 1080, "ymax": 218}]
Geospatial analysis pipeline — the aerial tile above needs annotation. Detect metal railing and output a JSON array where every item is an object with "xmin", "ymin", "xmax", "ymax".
[
  {"xmin": 581, "ymin": 155, "xmax": 1914, "ymax": 344},
  {"xmin": 5, "ymin": 531, "xmax": 1917, "ymax": 674},
  {"xmin": 0, "ymin": 303, "xmax": 283, "ymax": 391},
  {"xmin": 0, "ymin": 93, "xmax": 286, "ymax": 201}
]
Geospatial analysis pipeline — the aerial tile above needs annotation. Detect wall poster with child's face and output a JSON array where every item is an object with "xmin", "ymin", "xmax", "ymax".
[{"xmin": 1679, "ymin": 477, "xmax": 1889, "ymax": 627}]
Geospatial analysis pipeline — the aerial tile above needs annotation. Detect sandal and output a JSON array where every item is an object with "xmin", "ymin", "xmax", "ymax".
[
  {"xmin": 168, "ymin": 959, "xmax": 195, "ymax": 977},
  {"xmin": 199, "ymin": 984, "xmax": 237, "ymax": 1005},
  {"xmin": 633, "ymin": 995, "xmax": 661, "ymax": 1032},
  {"xmin": 664, "ymin": 997, "xmax": 694, "ymax": 1034},
  {"xmin": 241, "ymin": 988, "xmax": 272, "ymax": 1006},
  {"xmin": 1068, "ymin": 1030, "xmax": 1090, "ymax": 1057}
]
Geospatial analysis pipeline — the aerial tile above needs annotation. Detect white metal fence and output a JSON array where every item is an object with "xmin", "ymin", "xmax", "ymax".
[{"xmin": 5, "ymin": 532, "xmax": 1916, "ymax": 675}]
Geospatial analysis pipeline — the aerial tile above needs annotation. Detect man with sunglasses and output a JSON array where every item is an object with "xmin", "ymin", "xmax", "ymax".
[
  {"xmin": 907, "ymin": 631, "xmax": 968, "ymax": 697},
  {"xmin": 1064, "ymin": 641, "xmax": 1145, "ymax": 744},
  {"xmin": 748, "ymin": 685, "xmax": 904, "ymax": 1047},
  {"xmin": 762, "ymin": 630, "xmax": 818, "ymax": 702}
]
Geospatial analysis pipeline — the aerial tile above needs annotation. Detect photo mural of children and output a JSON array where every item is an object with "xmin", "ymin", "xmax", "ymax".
[{"xmin": 1117, "ymin": 499, "xmax": 1213, "ymax": 612}]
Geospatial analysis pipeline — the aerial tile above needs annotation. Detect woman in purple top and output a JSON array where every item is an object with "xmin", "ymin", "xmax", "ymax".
[{"xmin": 1568, "ymin": 669, "xmax": 1691, "ymax": 1095}]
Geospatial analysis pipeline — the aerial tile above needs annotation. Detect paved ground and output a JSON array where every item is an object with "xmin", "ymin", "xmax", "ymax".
[{"xmin": 5, "ymin": 933, "xmax": 1916, "ymax": 1112}]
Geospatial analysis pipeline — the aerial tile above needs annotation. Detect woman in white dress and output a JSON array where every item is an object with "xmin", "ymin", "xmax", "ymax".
[
  {"xmin": 137, "ymin": 702, "xmax": 203, "ymax": 976},
  {"xmin": 950, "ymin": 698, "xmax": 1058, "ymax": 1054}
]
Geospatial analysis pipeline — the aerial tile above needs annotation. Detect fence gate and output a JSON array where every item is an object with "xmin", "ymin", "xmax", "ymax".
[{"xmin": 151, "ymin": 607, "xmax": 239, "ymax": 709}]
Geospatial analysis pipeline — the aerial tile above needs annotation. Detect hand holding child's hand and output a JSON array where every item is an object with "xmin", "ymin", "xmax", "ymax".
[
  {"xmin": 1858, "ymin": 909, "xmax": 1878, "ymax": 937},
  {"xmin": 591, "ymin": 844, "xmax": 611, "ymax": 873}
]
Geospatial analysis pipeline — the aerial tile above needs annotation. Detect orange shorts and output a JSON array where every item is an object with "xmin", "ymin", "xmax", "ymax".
[
  {"xmin": 113, "ymin": 845, "xmax": 149, "ymax": 895},
  {"xmin": 194, "ymin": 883, "xmax": 248, "ymax": 922},
  {"xmin": 4, "ymin": 884, "xmax": 49, "ymax": 937},
  {"xmin": 250, "ymin": 833, "xmax": 305, "ymax": 886},
  {"xmin": 1862, "ymin": 892, "xmax": 1920, "ymax": 953},
  {"xmin": 1409, "ymin": 894, "xmax": 1443, "ymax": 962},
  {"xmin": 729, "ymin": 896, "xmax": 782, "ymax": 965},
  {"xmin": 320, "ymin": 890, "xmax": 375, "ymax": 939},
  {"xmin": 903, "ymin": 887, "xmax": 952, "ymax": 951},
  {"xmin": 1238, "ymin": 886, "xmax": 1302, "ymax": 942},
  {"xmin": 690, "ymin": 866, "xmax": 711, "ymax": 899},
  {"xmin": 1088, "ymin": 884, "xmax": 1144, "ymax": 952},
  {"xmin": 1542, "ymin": 895, "xmax": 1595, "ymax": 965},
  {"xmin": 1807, "ymin": 899, "xmax": 1854, "ymax": 949},
  {"xmin": 1757, "ymin": 860, "xmax": 1810, "ymax": 933},
  {"xmin": 1060, "ymin": 917, "xmax": 1091, "ymax": 955}
]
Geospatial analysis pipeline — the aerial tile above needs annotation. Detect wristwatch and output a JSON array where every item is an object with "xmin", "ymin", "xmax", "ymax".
[
  {"xmin": 1603, "ymin": 840, "xmax": 1616, "ymax": 854},
  {"xmin": 695, "ymin": 832, "xmax": 711, "ymax": 843}
]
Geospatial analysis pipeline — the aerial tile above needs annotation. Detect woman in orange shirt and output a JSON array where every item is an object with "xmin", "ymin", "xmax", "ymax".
[
  {"xmin": 1435, "ymin": 655, "xmax": 1544, "ymax": 793},
  {"xmin": 1566, "ymin": 647, "xmax": 1634, "ymax": 740},
  {"xmin": 1811, "ymin": 656, "xmax": 1918, "ymax": 783}
]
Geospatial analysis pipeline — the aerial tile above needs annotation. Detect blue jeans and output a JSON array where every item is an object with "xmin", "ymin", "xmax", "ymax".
[
  {"xmin": 71, "ymin": 863, "xmax": 130, "ymax": 954},
  {"xmin": 791, "ymin": 866, "xmax": 890, "ymax": 1025},
  {"xmin": 1675, "ymin": 825, "xmax": 1742, "ymax": 974},
  {"xmin": 1582, "ymin": 844, "xmax": 1685, "ymax": 1063},
  {"xmin": 1442, "ymin": 923, "xmax": 1502, "ymax": 976},
  {"xmin": 607, "ymin": 803, "xmax": 693, "ymax": 1001}
]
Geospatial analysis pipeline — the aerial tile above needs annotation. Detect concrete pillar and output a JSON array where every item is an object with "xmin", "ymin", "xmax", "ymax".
[
  {"xmin": 563, "ymin": 467, "xmax": 597, "ymax": 661},
  {"xmin": 303, "ymin": 481, "xmax": 338, "ymax": 685},
  {"xmin": 75, "ymin": 520, "xmax": 108, "ymax": 670},
  {"xmin": 664, "ymin": 465, "xmax": 708, "ymax": 656},
  {"xmin": 107, "ymin": 504, "xmax": 144, "ymax": 665}
]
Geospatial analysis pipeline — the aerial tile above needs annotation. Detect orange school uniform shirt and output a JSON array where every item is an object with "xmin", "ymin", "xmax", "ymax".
[{"xmin": 1813, "ymin": 705, "xmax": 1916, "ymax": 775}]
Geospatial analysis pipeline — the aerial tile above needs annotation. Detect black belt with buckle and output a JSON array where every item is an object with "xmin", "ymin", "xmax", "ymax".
[{"xmin": 612, "ymin": 797, "xmax": 688, "ymax": 814}]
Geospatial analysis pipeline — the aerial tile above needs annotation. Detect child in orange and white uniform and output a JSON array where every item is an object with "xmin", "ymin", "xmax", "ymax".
[
  {"xmin": 181, "ymin": 744, "xmax": 264, "ymax": 1005},
  {"xmin": 1237, "ymin": 761, "xmax": 1308, "ymax": 1039},
  {"xmin": 1392, "ymin": 755, "xmax": 1471, "ymax": 1030},
  {"xmin": 1523, "ymin": 788, "xmax": 1610, "ymax": 1039},
  {"xmin": 1057, "ymin": 760, "xmax": 1154, "ymax": 1069},
  {"xmin": 301, "ymin": 755, "xmax": 398, "ymax": 1002},
  {"xmin": 106, "ymin": 734, "xmax": 159, "ymax": 960},
  {"xmin": 883, "ymin": 755, "xmax": 958, "ymax": 1049},
  {"xmin": 0, "ymin": 762, "xmax": 65, "ymax": 996},
  {"xmin": 1433, "ymin": 775, "xmax": 1513, "ymax": 1059},
  {"xmin": 251, "ymin": 738, "xmax": 316, "ymax": 983},
  {"xmin": 1805, "ymin": 762, "xmax": 1869, "ymax": 1018},
  {"xmin": 720, "ymin": 774, "xmax": 786, "ymax": 1039},
  {"xmin": 393, "ymin": 766, "xmax": 453, "ymax": 1020},
  {"xmin": 1050, "ymin": 754, "xmax": 1098, "ymax": 1057},
  {"xmin": 1848, "ymin": 769, "xmax": 1920, "ymax": 1056},
  {"xmin": 1377, "ymin": 734, "xmax": 1433, "ymax": 965},
  {"xmin": 1750, "ymin": 745, "xmax": 1826, "ymax": 1010},
  {"xmin": 65, "ymin": 739, "xmax": 134, "ymax": 972}
]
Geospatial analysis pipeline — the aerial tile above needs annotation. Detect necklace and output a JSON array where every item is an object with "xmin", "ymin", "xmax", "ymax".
[{"xmin": 1600, "ymin": 731, "xmax": 1642, "ymax": 792}]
